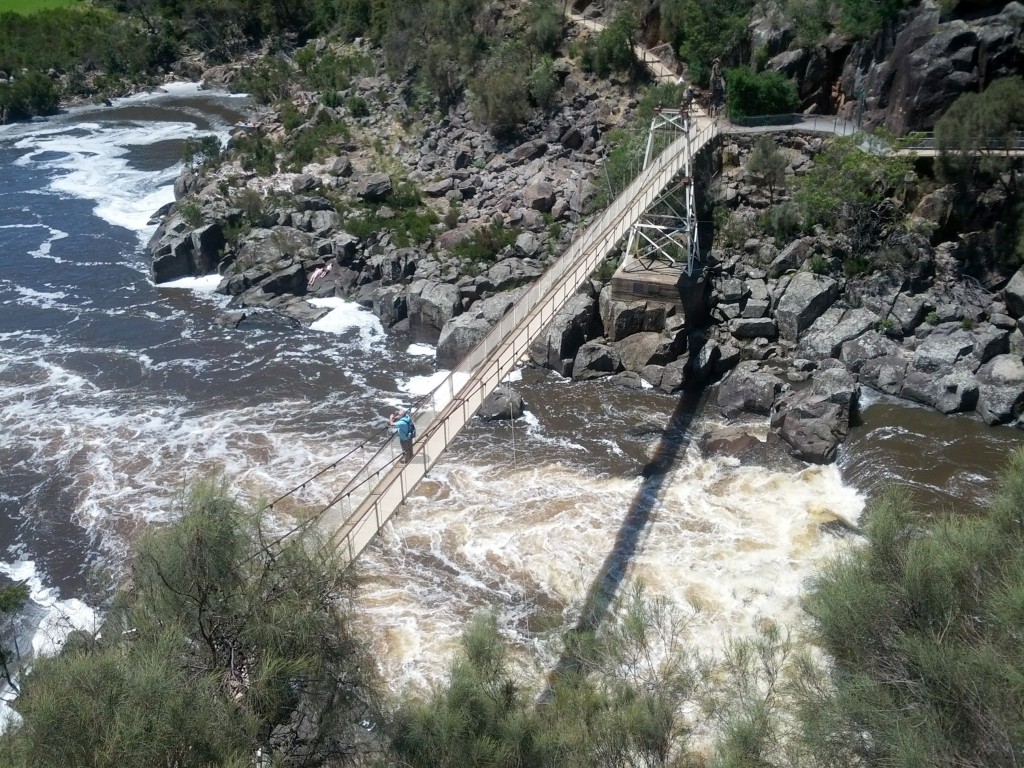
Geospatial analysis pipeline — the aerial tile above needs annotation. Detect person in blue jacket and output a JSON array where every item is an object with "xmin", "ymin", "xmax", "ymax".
[{"xmin": 389, "ymin": 409, "xmax": 415, "ymax": 464}]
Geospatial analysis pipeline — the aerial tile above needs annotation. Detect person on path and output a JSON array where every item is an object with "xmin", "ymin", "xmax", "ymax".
[{"xmin": 389, "ymin": 409, "xmax": 415, "ymax": 464}]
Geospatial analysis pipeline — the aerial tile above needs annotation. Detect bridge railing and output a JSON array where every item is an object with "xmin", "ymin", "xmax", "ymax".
[
  {"xmin": 723, "ymin": 112, "xmax": 858, "ymax": 136},
  {"xmin": 897, "ymin": 132, "xmax": 1024, "ymax": 151},
  {"xmin": 321, "ymin": 116, "xmax": 722, "ymax": 562}
]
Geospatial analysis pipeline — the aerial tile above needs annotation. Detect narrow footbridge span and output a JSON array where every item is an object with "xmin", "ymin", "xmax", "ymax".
[{"xmin": 320, "ymin": 112, "xmax": 720, "ymax": 565}]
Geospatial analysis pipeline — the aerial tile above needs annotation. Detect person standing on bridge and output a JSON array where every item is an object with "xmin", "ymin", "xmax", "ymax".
[{"xmin": 389, "ymin": 408, "xmax": 415, "ymax": 464}]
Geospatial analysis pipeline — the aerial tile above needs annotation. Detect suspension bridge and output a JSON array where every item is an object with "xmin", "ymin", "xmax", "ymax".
[
  {"xmin": 307, "ymin": 106, "xmax": 718, "ymax": 565},
  {"xmin": 264, "ymin": 36, "xmax": 1017, "ymax": 567}
]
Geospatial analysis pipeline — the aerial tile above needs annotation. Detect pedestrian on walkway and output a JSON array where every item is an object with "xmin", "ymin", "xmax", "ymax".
[{"xmin": 389, "ymin": 409, "xmax": 415, "ymax": 464}]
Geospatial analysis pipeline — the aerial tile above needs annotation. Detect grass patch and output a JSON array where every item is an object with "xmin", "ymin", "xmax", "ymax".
[{"xmin": 0, "ymin": 0, "xmax": 78, "ymax": 13}]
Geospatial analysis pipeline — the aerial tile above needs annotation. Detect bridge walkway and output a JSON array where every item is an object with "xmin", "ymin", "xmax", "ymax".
[
  {"xmin": 311, "ymin": 29, "xmax": 1024, "ymax": 565},
  {"xmin": 321, "ymin": 114, "xmax": 720, "ymax": 564}
]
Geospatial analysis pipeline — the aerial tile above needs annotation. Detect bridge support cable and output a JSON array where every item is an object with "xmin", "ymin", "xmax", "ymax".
[{"xmin": 323, "ymin": 116, "xmax": 721, "ymax": 565}]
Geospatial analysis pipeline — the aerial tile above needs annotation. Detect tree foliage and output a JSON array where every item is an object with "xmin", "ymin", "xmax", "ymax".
[
  {"xmin": 725, "ymin": 66, "xmax": 799, "ymax": 119},
  {"xmin": 390, "ymin": 584, "xmax": 698, "ymax": 768},
  {"xmin": 746, "ymin": 136, "xmax": 789, "ymax": 203},
  {"xmin": 0, "ymin": 477, "xmax": 381, "ymax": 767},
  {"xmin": 525, "ymin": 0, "xmax": 561, "ymax": 55},
  {"xmin": 661, "ymin": 0, "xmax": 754, "ymax": 85},
  {"xmin": 579, "ymin": 5, "xmax": 637, "ymax": 79},
  {"xmin": 794, "ymin": 133, "xmax": 914, "ymax": 255},
  {"xmin": 936, "ymin": 75, "xmax": 1024, "ymax": 191},
  {"xmin": 470, "ymin": 40, "xmax": 533, "ymax": 138},
  {"xmin": 802, "ymin": 448, "xmax": 1024, "ymax": 767}
]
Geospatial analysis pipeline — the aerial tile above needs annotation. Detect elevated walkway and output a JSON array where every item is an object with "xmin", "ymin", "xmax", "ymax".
[{"xmin": 321, "ymin": 114, "xmax": 720, "ymax": 565}]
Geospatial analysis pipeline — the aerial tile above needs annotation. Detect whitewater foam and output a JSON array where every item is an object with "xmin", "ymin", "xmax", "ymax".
[{"xmin": 308, "ymin": 297, "xmax": 386, "ymax": 350}]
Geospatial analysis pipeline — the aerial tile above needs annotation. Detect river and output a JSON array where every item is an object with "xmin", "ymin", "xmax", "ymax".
[{"xmin": 0, "ymin": 86, "xmax": 1020, "ymax": 713}]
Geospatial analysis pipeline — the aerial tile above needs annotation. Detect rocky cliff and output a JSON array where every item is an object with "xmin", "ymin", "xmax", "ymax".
[{"xmin": 149, "ymin": 4, "xmax": 1024, "ymax": 467}]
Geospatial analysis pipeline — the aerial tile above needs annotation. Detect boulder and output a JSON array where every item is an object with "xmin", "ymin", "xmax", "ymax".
[
  {"xmin": 291, "ymin": 173, "xmax": 319, "ymax": 193},
  {"xmin": 369, "ymin": 247, "xmax": 417, "ymax": 284},
  {"xmin": 800, "ymin": 307, "xmax": 879, "ymax": 359},
  {"xmin": 478, "ymin": 385, "xmax": 526, "ymax": 421},
  {"xmin": 354, "ymin": 172, "xmax": 392, "ymax": 201},
  {"xmin": 435, "ymin": 290, "xmax": 520, "ymax": 368},
  {"xmin": 839, "ymin": 1, "xmax": 1023, "ymax": 133},
  {"xmin": 860, "ymin": 354, "xmax": 909, "ymax": 396},
  {"xmin": 599, "ymin": 288, "xmax": 668, "ymax": 341},
  {"xmin": 255, "ymin": 262, "xmax": 306, "ymax": 298},
  {"xmin": 613, "ymin": 331, "xmax": 679, "ymax": 372},
  {"xmin": 701, "ymin": 426, "xmax": 766, "ymax": 460},
  {"xmin": 717, "ymin": 360, "xmax": 785, "ymax": 418},
  {"xmin": 976, "ymin": 353, "xmax": 1024, "ymax": 425},
  {"xmin": 151, "ymin": 235, "xmax": 194, "ymax": 284},
  {"xmin": 730, "ymin": 316, "xmax": 778, "ymax": 339},
  {"xmin": 1005, "ymin": 266, "xmax": 1024, "ymax": 317},
  {"xmin": 767, "ymin": 237, "xmax": 813, "ymax": 278},
  {"xmin": 529, "ymin": 291, "xmax": 598, "ymax": 375},
  {"xmin": 485, "ymin": 258, "xmax": 544, "ymax": 292},
  {"xmin": 660, "ymin": 359, "xmax": 688, "ymax": 393},
  {"xmin": 775, "ymin": 272, "xmax": 841, "ymax": 341},
  {"xmin": 690, "ymin": 338, "xmax": 722, "ymax": 383},
  {"xmin": 424, "ymin": 178, "xmax": 454, "ymax": 197},
  {"xmin": 173, "ymin": 169, "xmax": 198, "ymax": 200},
  {"xmin": 972, "ymin": 323, "xmax": 1010, "ymax": 364},
  {"xmin": 771, "ymin": 367, "xmax": 859, "ymax": 464},
  {"xmin": 523, "ymin": 181, "xmax": 556, "ymax": 212},
  {"xmin": 408, "ymin": 279, "xmax": 461, "ymax": 342},
  {"xmin": 912, "ymin": 322, "xmax": 978, "ymax": 373},
  {"xmin": 373, "ymin": 285, "xmax": 407, "ymax": 327},
  {"xmin": 839, "ymin": 330, "xmax": 903, "ymax": 373},
  {"xmin": 902, "ymin": 368, "xmax": 979, "ymax": 414},
  {"xmin": 889, "ymin": 292, "xmax": 927, "ymax": 334},
  {"xmin": 188, "ymin": 223, "xmax": 226, "ymax": 275},
  {"xmin": 845, "ymin": 271, "xmax": 904, "ymax": 317},
  {"xmin": 572, "ymin": 340, "xmax": 623, "ymax": 380},
  {"xmin": 506, "ymin": 139, "xmax": 547, "ymax": 165}
]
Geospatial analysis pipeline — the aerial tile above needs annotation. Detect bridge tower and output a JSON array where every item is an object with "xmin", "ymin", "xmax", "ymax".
[
  {"xmin": 609, "ymin": 108, "xmax": 705, "ymax": 313},
  {"xmin": 622, "ymin": 107, "xmax": 700, "ymax": 276}
]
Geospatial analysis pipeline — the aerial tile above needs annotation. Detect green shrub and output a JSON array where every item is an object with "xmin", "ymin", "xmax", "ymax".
[
  {"xmin": 470, "ymin": 39, "xmax": 532, "ymax": 137},
  {"xmin": 725, "ymin": 66, "xmax": 799, "ymax": 119},
  {"xmin": 837, "ymin": 0, "xmax": 913, "ymax": 37},
  {"xmin": 525, "ymin": 0, "xmax": 561, "ymax": 54},
  {"xmin": 346, "ymin": 94, "xmax": 369, "ymax": 117},
  {"xmin": 579, "ymin": 5, "xmax": 637, "ymax": 78},
  {"xmin": 809, "ymin": 253, "xmax": 830, "ymax": 274},
  {"xmin": 179, "ymin": 199, "xmax": 203, "ymax": 228},
  {"xmin": 842, "ymin": 254, "xmax": 870, "ymax": 276},
  {"xmin": 758, "ymin": 201, "xmax": 802, "ymax": 243},
  {"xmin": 527, "ymin": 55, "xmax": 559, "ymax": 110},
  {"xmin": 794, "ymin": 134, "xmax": 914, "ymax": 255},
  {"xmin": 0, "ymin": 70, "xmax": 58, "ymax": 121},
  {"xmin": 935, "ymin": 76, "xmax": 1024, "ymax": 189},
  {"xmin": 801, "ymin": 450, "xmax": 1024, "ymax": 767},
  {"xmin": 0, "ymin": 476, "xmax": 380, "ymax": 768},
  {"xmin": 452, "ymin": 219, "xmax": 520, "ymax": 267},
  {"xmin": 0, "ymin": 5, "xmax": 174, "ymax": 98},
  {"xmin": 230, "ymin": 56, "xmax": 293, "ymax": 104},
  {"xmin": 182, "ymin": 135, "xmax": 222, "ymax": 170},
  {"xmin": 280, "ymin": 101, "xmax": 303, "ymax": 131},
  {"xmin": 661, "ymin": 0, "xmax": 755, "ymax": 85},
  {"xmin": 232, "ymin": 129, "xmax": 277, "ymax": 176},
  {"xmin": 746, "ymin": 136, "xmax": 789, "ymax": 202},
  {"xmin": 287, "ymin": 116, "xmax": 351, "ymax": 171}
]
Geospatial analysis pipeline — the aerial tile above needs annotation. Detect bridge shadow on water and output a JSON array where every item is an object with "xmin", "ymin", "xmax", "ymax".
[{"xmin": 546, "ymin": 385, "xmax": 710, "ymax": 685}]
